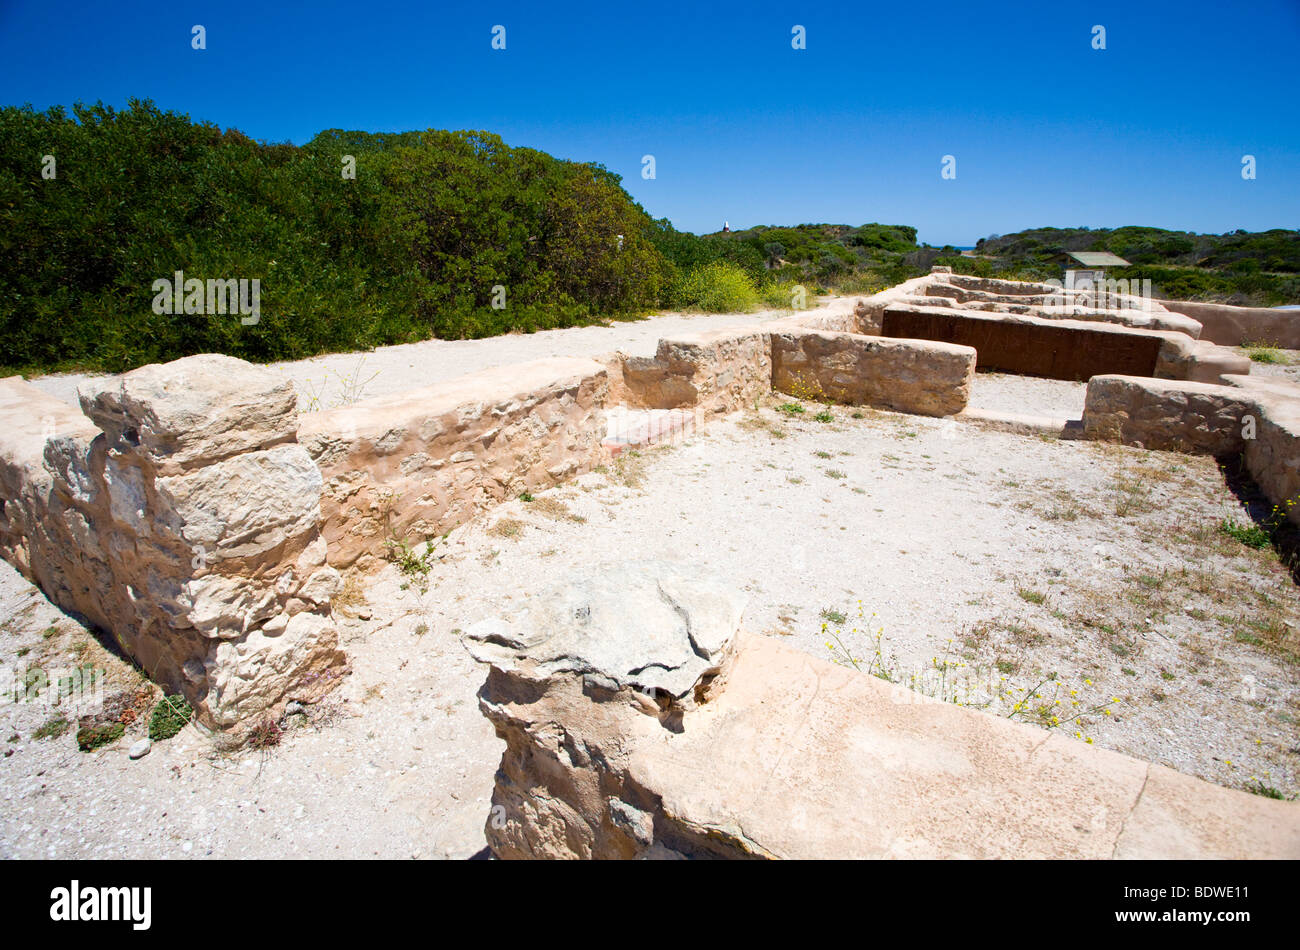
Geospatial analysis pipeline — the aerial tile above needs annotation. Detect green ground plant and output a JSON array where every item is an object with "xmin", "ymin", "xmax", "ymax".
[
  {"xmin": 824, "ymin": 610, "xmax": 1122, "ymax": 744},
  {"xmin": 148, "ymin": 694, "xmax": 194, "ymax": 741}
]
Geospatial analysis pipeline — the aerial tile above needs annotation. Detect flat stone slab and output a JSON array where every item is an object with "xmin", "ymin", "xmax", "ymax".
[
  {"xmin": 463, "ymin": 560, "xmax": 746, "ymax": 699},
  {"xmin": 474, "ymin": 562, "xmax": 1300, "ymax": 860}
]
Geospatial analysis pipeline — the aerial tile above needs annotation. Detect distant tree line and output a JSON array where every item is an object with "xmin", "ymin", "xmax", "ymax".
[{"xmin": 967, "ymin": 226, "xmax": 1300, "ymax": 305}]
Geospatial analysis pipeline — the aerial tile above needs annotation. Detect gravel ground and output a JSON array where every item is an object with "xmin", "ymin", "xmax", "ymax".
[
  {"xmin": 3, "ymin": 392, "xmax": 1298, "ymax": 859},
  {"xmin": 0, "ymin": 558, "xmax": 498, "ymax": 859},
  {"xmin": 1239, "ymin": 347, "xmax": 1300, "ymax": 384},
  {"xmin": 966, "ymin": 372, "xmax": 1086, "ymax": 418}
]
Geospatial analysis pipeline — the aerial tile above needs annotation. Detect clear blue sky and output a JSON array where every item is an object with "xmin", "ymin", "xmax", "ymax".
[{"xmin": 1, "ymin": 0, "xmax": 1296, "ymax": 246}]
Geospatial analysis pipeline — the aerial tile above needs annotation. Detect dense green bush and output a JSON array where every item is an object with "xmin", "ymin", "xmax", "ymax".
[
  {"xmin": 760, "ymin": 280, "xmax": 810, "ymax": 309},
  {"xmin": 669, "ymin": 261, "xmax": 761, "ymax": 312},
  {"xmin": 0, "ymin": 101, "xmax": 666, "ymax": 374}
]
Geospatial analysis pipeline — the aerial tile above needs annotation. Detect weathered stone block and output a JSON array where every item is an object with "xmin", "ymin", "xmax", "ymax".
[
  {"xmin": 1081, "ymin": 375, "xmax": 1256, "ymax": 453},
  {"xmin": 770, "ymin": 329, "xmax": 975, "ymax": 416},
  {"xmin": 467, "ymin": 562, "xmax": 1300, "ymax": 860},
  {"xmin": 302, "ymin": 357, "xmax": 608, "ymax": 571},
  {"xmin": 0, "ymin": 357, "xmax": 345, "ymax": 731},
  {"xmin": 79, "ymin": 353, "xmax": 298, "ymax": 474},
  {"xmin": 618, "ymin": 327, "xmax": 772, "ymax": 413}
]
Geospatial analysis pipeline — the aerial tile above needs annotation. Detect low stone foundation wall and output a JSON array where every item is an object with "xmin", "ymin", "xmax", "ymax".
[
  {"xmin": 879, "ymin": 305, "xmax": 1247, "ymax": 383},
  {"xmin": 849, "ymin": 270, "xmax": 1257, "ymax": 385},
  {"xmin": 613, "ymin": 326, "xmax": 772, "ymax": 414},
  {"xmin": 882, "ymin": 306, "xmax": 1166, "ymax": 380},
  {"xmin": 0, "ymin": 356, "xmax": 346, "ymax": 729},
  {"xmin": 1227, "ymin": 376, "xmax": 1300, "ymax": 525},
  {"xmin": 467, "ymin": 562, "xmax": 1300, "ymax": 859},
  {"xmin": 1080, "ymin": 373, "xmax": 1300, "ymax": 526},
  {"xmin": 1160, "ymin": 298, "xmax": 1300, "ymax": 348},
  {"xmin": 301, "ymin": 357, "xmax": 609, "ymax": 572},
  {"xmin": 1081, "ymin": 376, "xmax": 1255, "ymax": 454},
  {"xmin": 770, "ymin": 329, "xmax": 975, "ymax": 416}
]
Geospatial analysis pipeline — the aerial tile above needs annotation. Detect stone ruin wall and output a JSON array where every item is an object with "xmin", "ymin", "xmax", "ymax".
[
  {"xmin": 1, "ymin": 274, "xmax": 1299, "ymax": 738},
  {"xmin": 1080, "ymin": 372, "xmax": 1300, "ymax": 526},
  {"xmin": 0, "ymin": 273, "xmax": 1299, "ymax": 858},
  {"xmin": 1160, "ymin": 297, "xmax": 1300, "ymax": 349},
  {"xmin": 856, "ymin": 271, "xmax": 1251, "ymax": 385},
  {"xmin": 306, "ymin": 308, "xmax": 979, "ymax": 575},
  {"xmin": 0, "ymin": 356, "xmax": 345, "ymax": 731},
  {"xmin": 0, "ymin": 302, "xmax": 977, "ymax": 729},
  {"xmin": 299, "ymin": 357, "xmax": 612, "ymax": 573}
]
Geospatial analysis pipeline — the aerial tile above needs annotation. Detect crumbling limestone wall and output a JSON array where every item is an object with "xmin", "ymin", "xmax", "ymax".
[
  {"xmin": 615, "ymin": 327, "xmax": 773, "ymax": 413},
  {"xmin": 468, "ymin": 562, "xmax": 1300, "ymax": 859},
  {"xmin": 1245, "ymin": 405, "xmax": 1300, "ymax": 523},
  {"xmin": 875, "ymin": 304, "xmax": 1247, "ymax": 383},
  {"xmin": 0, "ymin": 378, "xmax": 101, "ymax": 593},
  {"xmin": 1225, "ymin": 376, "xmax": 1300, "ymax": 524},
  {"xmin": 1081, "ymin": 375, "xmax": 1255, "ymax": 454},
  {"xmin": 1160, "ymin": 298, "xmax": 1300, "ymax": 349},
  {"xmin": 300, "ymin": 357, "xmax": 609, "ymax": 572},
  {"xmin": 849, "ymin": 269, "xmax": 1261, "ymax": 386},
  {"xmin": 0, "ymin": 356, "xmax": 346, "ymax": 729},
  {"xmin": 846, "ymin": 274, "xmax": 934, "ymax": 334},
  {"xmin": 770, "ymin": 329, "xmax": 975, "ymax": 416},
  {"xmin": 1080, "ymin": 373, "xmax": 1300, "ymax": 527}
]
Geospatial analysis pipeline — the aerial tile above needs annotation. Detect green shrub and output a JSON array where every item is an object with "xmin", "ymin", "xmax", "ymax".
[
  {"xmin": 670, "ymin": 261, "xmax": 760, "ymax": 312},
  {"xmin": 33, "ymin": 715, "xmax": 71, "ymax": 740},
  {"xmin": 1243, "ymin": 341, "xmax": 1287, "ymax": 364},
  {"xmin": 77, "ymin": 721, "xmax": 124, "ymax": 751},
  {"xmin": 759, "ymin": 280, "xmax": 808, "ymax": 309},
  {"xmin": 148, "ymin": 694, "xmax": 194, "ymax": 741},
  {"xmin": 0, "ymin": 101, "xmax": 669, "ymax": 374},
  {"xmin": 1218, "ymin": 518, "xmax": 1272, "ymax": 549}
]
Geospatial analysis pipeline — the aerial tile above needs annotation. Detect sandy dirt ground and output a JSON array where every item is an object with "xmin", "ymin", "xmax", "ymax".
[
  {"xmin": 24, "ymin": 294, "xmax": 1087, "ymax": 422},
  {"xmin": 964, "ymin": 371, "xmax": 1087, "ymax": 418},
  {"xmin": 24, "ymin": 302, "xmax": 854, "ymax": 410},
  {"xmin": 3, "ymin": 386, "xmax": 1298, "ymax": 859}
]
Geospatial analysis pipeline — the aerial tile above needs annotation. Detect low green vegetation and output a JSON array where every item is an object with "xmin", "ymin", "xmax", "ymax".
[
  {"xmin": 32, "ymin": 714, "xmax": 71, "ymax": 740},
  {"xmin": 1242, "ymin": 341, "xmax": 1288, "ymax": 364},
  {"xmin": 384, "ymin": 535, "xmax": 439, "ymax": 593},
  {"xmin": 4, "ymin": 101, "xmax": 1294, "ymax": 376},
  {"xmin": 1017, "ymin": 587, "xmax": 1047, "ymax": 605},
  {"xmin": 76, "ymin": 721, "xmax": 123, "ymax": 751},
  {"xmin": 148, "ymin": 694, "xmax": 194, "ymax": 741},
  {"xmin": 1219, "ymin": 518, "xmax": 1273, "ymax": 549},
  {"xmin": 965, "ymin": 226, "xmax": 1300, "ymax": 307},
  {"xmin": 1245, "ymin": 781, "xmax": 1293, "ymax": 800},
  {"xmin": 667, "ymin": 261, "xmax": 760, "ymax": 312}
]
